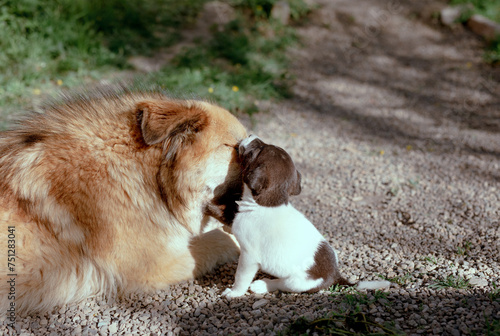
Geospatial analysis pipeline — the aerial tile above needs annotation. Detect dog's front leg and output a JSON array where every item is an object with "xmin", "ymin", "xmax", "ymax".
[{"xmin": 222, "ymin": 252, "xmax": 259, "ymax": 298}]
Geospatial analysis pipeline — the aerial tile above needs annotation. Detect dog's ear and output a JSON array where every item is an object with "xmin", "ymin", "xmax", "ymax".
[
  {"xmin": 136, "ymin": 100, "xmax": 208, "ymax": 161},
  {"xmin": 288, "ymin": 170, "xmax": 302, "ymax": 196}
]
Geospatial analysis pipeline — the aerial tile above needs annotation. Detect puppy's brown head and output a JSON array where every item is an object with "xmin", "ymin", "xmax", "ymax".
[{"xmin": 239, "ymin": 135, "xmax": 301, "ymax": 207}]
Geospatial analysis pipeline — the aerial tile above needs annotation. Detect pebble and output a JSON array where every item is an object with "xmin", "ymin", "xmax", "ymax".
[
  {"xmin": 108, "ymin": 323, "xmax": 118, "ymax": 334},
  {"xmin": 97, "ymin": 320, "xmax": 108, "ymax": 328},
  {"xmin": 252, "ymin": 299, "xmax": 269, "ymax": 310},
  {"xmin": 469, "ymin": 277, "xmax": 488, "ymax": 287}
]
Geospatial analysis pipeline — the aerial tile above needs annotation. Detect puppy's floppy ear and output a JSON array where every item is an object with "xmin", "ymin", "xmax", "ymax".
[
  {"xmin": 246, "ymin": 165, "xmax": 268, "ymax": 195},
  {"xmin": 288, "ymin": 170, "xmax": 302, "ymax": 196},
  {"xmin": 247, "ymin": 164, "xmax": 292, "ymax": 206},
  {"xmin": 136, "ymin": 99, "xmax": 208, "ymax": 161}
]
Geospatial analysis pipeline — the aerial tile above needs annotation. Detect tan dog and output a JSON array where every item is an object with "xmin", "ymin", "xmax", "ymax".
[{"xmin": 0, "ymin": 87, "xmax": 247, "ymax": 315}]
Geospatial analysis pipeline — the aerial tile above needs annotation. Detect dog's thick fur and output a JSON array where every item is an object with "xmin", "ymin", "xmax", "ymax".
[{"xmin": 0, "ymin": 88, "xmax": 247, "ymax": 315}]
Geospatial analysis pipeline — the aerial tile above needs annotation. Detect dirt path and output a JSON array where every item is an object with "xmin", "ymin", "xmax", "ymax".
[{"xmin": 2, "ymin": 0, "xmax": 499, "ymax": 335}]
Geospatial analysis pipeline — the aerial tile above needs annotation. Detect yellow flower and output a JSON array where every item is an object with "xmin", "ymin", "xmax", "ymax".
[
  {"xmin": 57, "ymin": 79, "xmax": 63, "ymax": 86},
  {"xmin": 256, "ymin": 5, "xmax": 263, "ymax": 11},
  {"xmin": 232, "ymin": 86, "xmax": 239, "ymax": 92},
  {"xmin": 406, "ymin": 145, "xmax": 412, "ymax": 151},
  {"xmin": 208, "ymin": 87, "xmax": 214, "ymax": 93},
  {"xmin": 466, "ymin": 62, "xmax": 472, "ymax": 69},
  {"xmin": 33, "ymin": 89, "xmax": 41, "ymax": 95},
  {"xmin": 379, "ymin": 150, "xmax": 385, "ymax": 155}
]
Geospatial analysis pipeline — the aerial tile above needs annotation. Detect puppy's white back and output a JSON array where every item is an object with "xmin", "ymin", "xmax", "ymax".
[{"xmin": 233, "ymin": 185, "xmax": 325, "ymax": 278}]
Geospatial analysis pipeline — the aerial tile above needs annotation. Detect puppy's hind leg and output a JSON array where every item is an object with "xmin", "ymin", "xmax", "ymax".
[{"xmin": 250, "ymin": 278, "xmax": 280, "ymax": 293}]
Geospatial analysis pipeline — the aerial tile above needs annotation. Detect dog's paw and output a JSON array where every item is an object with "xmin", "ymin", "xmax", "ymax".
[
  {"xmin": 222, "ymin": 288, "xmax": 246, "ymax": 298},
  {"xmin": 250, "ymin": 280, "xmax": 269, "ymax": 294}
]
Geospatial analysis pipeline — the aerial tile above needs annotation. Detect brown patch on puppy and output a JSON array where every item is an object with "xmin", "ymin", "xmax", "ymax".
[
  {"xmin": 203, "ymin": 199, "xmax": 238, "ymax": 226},
  {"xmin": 239, "ymin": 138, "xmax": 301, "ymax": 207},
  {"xmin": 306, "ymin": 242, "xmax": 352, "ymax": 293},
  {"xmin": 204, "ymin": 169, "xmax": 243, "ymax": 226}
]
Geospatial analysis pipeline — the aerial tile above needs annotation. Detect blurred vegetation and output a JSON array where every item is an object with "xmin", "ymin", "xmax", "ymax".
[
  {"xmin": 141, "ymin": 15, "xmax": 299, "ymax": 114},
  {"xmin": 450, "ymin": 0, "xmax": 500, "ymax": 64},
  {"xmin": 451, "ymin": 0, "xmax": 500, "ymax": 22},
  {"xmin": 0, "ymin": 0, "xmax": 310, "ymax": 129}
]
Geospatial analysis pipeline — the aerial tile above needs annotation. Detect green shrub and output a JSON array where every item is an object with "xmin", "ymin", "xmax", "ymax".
[
  {"xmin": 144, "ymin": 16, "xmax": 298, "ymax": 114},
  {"xmin": 0, "ymin": 0, "xmax": 121, "ymax": 114},
  {"xmin": 78, "ymin": 0, "xmax": 207, "ymax": 54},
  {"xmin": 451, "ymin": 0, "xmax": 500, "ymax": 22},
  {"xmin": 450, "ymin": 0, "xmax": 500, "ymax": 63},
  {"xmin": 0, "ymin": 0, "xmax": 309, "ymax": 127},
  {"xmin": 0, "ymin": 0, "xmax": 208, "ymax": 125}
]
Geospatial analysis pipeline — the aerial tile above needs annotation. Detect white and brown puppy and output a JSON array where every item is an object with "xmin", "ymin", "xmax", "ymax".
[{"xmin": 220, "ymin": 135, "xmax": 390, "ymax": 298}]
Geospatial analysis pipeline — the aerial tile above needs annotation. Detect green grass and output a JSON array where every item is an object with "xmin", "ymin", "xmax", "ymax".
[
  {"xmin": 288, "ymin": 290, "xmax": 400, "ymax": 336},
  {"xmin": 78, "ymin": 0, "xmax": 207, "ymax": 55},
  {"xmin": 139, "ymin": 16, "xmax": 299, "ymax": 115},
  {"xmin": 377, "ymin": 273, "xmax": 413, "ymax": 287},
  {"xmin": 291, "ymin": 284, "xmax": 400, "ymax": 334},
  {"xmin": 451, "ymin": 0, "xmax": 500, "ymax": 22},
  {"xmin": 232, "ymin": 0, "xmax": 311, "ymax": 21},
  {"xmin": 484, "ymin": 42, "xmax": 500, "ymax": 63},
  {"xmin": 457, "ymin": 241, "xmax": 473, "ymax": 256},
  {"xmin": 429, "ymin": 275, "xmax": 471, "ymax": 290},
  {"xmin": 423, "ymin": 256, "xmax": 438, "ymax": 265},
  {"xmin": 328, "ymin": 284, "xmax": 358, "ymax": 294},
  {"xmin": 450, "ymin": 0, "xmax": 500, "ymax": 63},
  {"xmin": 0, "ymin": 0, "xmax": 121, "ymax": 119},
  {"xmin": 0, "ymin": 0, "xmax": 206, "ymax": 128},
  {"xmin": 489, "ymin": 283, "xmax": 500, "ymax": 301},
  {"xmin": 328, "ymin": 286, "xmax": 392, "ymax": 316},
  {"xmin": 288, "ymin": 312, "xmax": 402, "ymax": 335},
  {"xmin": 0, "ymin": 0, "xmax": 309, "ymax": 129},
  {"xmin": 484, "ymin": 316, "xmax": 500, "ymax": 336}
]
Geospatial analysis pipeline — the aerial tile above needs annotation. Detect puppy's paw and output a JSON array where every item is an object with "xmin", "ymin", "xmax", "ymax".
[
  {"xmin": 222, "ymin": 288, "xmax": 246, "ymax": 298},
  {"xmin": 250, "ymin": 280, "xmax": 269, "ymax": 294},
  {"xmin": 222, "ymin": 288, "xmax": 233, "ymax": 297}
]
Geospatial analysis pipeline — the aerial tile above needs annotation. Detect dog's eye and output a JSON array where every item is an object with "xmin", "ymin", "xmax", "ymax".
[{"xmin": 224, "ymin": 144, "xmax": 239, "ymax": 153}]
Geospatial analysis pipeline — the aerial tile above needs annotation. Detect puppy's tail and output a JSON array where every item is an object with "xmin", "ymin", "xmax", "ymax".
[
  {"xmin": 331, "ymin": 250, "xmax": 392, "ymax": 291},
  {"xmin": 356, "ymin": 280, "xmax": 392, "ymax": 290},
  {"xmin": 331, "ymin": 278, "xmax": 392, "ymax": 290}
]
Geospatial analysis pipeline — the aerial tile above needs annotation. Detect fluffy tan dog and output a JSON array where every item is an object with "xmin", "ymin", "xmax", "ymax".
[{"xmin": 0, "ymin": 87, "xmax": 246, "ymax": 315}]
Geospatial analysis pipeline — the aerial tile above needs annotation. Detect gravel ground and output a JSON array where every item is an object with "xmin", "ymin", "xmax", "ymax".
[{"xmin": 1, "ymin": 0, "xmax": 499, "ymax": 335}]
